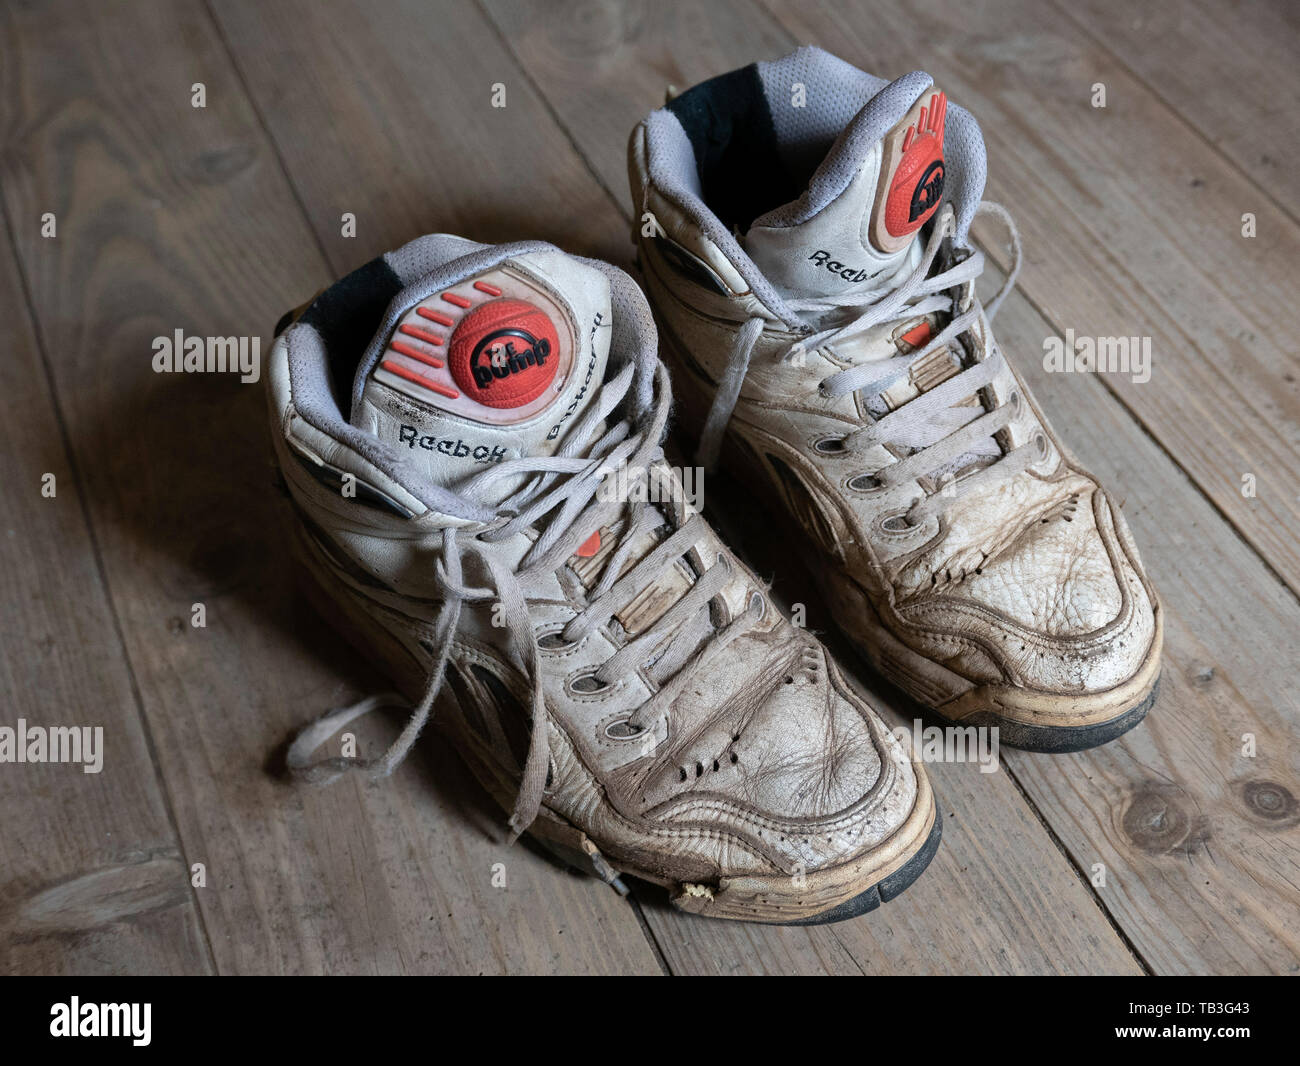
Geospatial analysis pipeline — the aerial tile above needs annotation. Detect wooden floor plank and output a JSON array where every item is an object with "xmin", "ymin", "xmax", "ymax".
[
  {"xmin": 210, "ymin": 0, "xmax": 630, "ymax": 271},
  {"xmin": 479, "ymin": 0, "xmax": 791, "ymax": 217},
  {"xmin": 1, "ymin": 0, "xmax": 658, "ymax": 974},
  {"xmin": 7, "ymin": 0, "xmax": 1295, "ymax": 975},
  {"xmin": 1060, "ymin": 0, "xmax": 1300, "ymax": 216},
  {"xmin": 993, "ymin": 274, "xmax": 1300, "ymax": 974},
  {"xmin": 479, "ymin": 0, "xmax": 1144, "ymax": 975},
  {"xmin": 0, "ymin": 226, "xmax": 212, "ymax": 976},
  {"xmin": 483, "ymin": 0, "xmax": 1300, "ymax": 972},
  {"xmin": 761, "ymin": 0, "xmax": 1300, "ymax": 602}
]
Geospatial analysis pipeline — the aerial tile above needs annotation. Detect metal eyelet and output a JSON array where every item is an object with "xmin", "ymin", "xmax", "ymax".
[{"xmin": 814, "ymin": 437, "xmax": 847, "ymax": 455}]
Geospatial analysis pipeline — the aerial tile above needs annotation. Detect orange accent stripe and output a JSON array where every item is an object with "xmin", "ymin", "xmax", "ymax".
[
  {"xmin": 441, "ymin": 292, "xmax": 472, "ymax": 308},
  {"xmin": 398, "ymin": 323, "xmax": 444, "ymax": 346},
  {"xmin": 900, "ymin": 322, "xmax": 932, "ymax": 348},
  {"xmin": 389, "ymin": 340, "xmax": 445, "ymax": 368},
  {"xmin": 381, "ymin": 360, "xmax": 459, "ymax": 398},
  {"xmin": 416, "ymin": 307, "xmax": 455, "ymax": 327},
  {"xmin": 473, "ymin": 281, "xmax": 502, "ymax": 296}
]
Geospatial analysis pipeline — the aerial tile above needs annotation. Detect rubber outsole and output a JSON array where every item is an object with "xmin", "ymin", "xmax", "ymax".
[
  {"xmin": 851, "ymin": 631, "xmax": 1161, "ymax": 758},
  {"xmin": 937, "ymin": 678, "xmax": 1160, "ymax": 754},
  {"xmin": 534, "ymin": 777, "xmax": 942, "ymax": 925},
  {"xmin": 777, "ymin": 807, "xmax": 943, "ymax": 925},
  {"xmin": 531, "ymin": 806, "xmax": 943, "ymax": 926}
]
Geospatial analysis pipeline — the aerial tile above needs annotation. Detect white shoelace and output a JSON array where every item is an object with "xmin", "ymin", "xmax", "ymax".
[
  {"xmin": 287, "ymin": 361, "xmax": 763, "ymax": 840},
  {"xmin": 698, "ymin": 202, "xmax": 1032, "ymax": 527}
]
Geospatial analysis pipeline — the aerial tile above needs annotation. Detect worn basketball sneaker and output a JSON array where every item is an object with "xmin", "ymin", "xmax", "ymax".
[
  {"xmin": 629, "ymin": 48, "xmax": 1161, "ymax": 750},
  {"xmin": 267, "ymin": 235, "xmax": 939, "ymax": 923}
]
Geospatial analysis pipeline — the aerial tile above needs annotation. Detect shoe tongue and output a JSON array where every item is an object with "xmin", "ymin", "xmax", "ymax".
[
  {"xmin": 743, "ymin": 81, "xmax": 948, "ymax": 301},
  {"xmin": 352, "ymin": 249, "xmax": 611, "ymax": 503}
]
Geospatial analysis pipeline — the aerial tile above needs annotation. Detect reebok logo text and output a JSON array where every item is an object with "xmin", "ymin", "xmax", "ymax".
[
  {"xmin": 807, "ymin": 250, "xmax": 871, "ymax": 284},
  {"xmin": 397, "ymin": 425, "xmax": 507, "ymax": 463}
]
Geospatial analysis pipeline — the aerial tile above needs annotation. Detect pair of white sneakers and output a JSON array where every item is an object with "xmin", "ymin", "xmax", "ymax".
[{"xmin": 269, "ymin": 48, "xmax": 1161, "ymax": 924}]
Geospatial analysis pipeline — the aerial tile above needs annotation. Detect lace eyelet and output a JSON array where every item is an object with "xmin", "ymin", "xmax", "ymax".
[
  {"xmin": 847, "ymin": 472, "xmax": 885, "ymax": 494},
  {"xmin": 570, "ymin": 672, "xmax": 611, "ymax": 695},
  {"xmin": 539, "ymin": 630, "xmax": 580, "ymax": 651},
  {"xmin": 1033, "ymin": 432, "xmax": 1049, "ymax": 460},
  {"xmin": 814, "ymin": 437, "xmax": 848, "ymax": 455},
  {"xmin": 878, "ymin": 512, "xmax": 918, "ymax": 535},
  {"xmin": 604, "ymin": 718, "xmax": 646, "ymax": 740},
  {"xmin": 1008, "ymin": 390, "xmax": 1022, "ymax": 415}
]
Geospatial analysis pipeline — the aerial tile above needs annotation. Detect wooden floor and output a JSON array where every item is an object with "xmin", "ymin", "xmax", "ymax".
[{"xmin": 2, "ymin": 0, "xmax": 1298, "ymax": 976}]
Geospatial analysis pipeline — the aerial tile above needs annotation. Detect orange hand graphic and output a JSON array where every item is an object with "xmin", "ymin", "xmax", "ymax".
[{"xmin": 902, "ymin": 91, "xmax": 947, "ymax": 154}]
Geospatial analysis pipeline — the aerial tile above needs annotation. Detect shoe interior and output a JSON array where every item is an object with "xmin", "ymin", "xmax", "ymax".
[
  {"xmin": 274, "ymin": 255, "xmax": 405, "ymax": 414},
  {"xmin": 640, "ymin": 47, "xmax": 988, "ymax": 310},
  {"xmin": 276, "ymin": 234, "xmax": 498, "ymax": 424},
  {"xmin": 660, "ymin": 47, "xmax": 890, "ymax": 233}
]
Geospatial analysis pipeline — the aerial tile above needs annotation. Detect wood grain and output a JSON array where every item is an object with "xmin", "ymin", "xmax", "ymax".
[
  {"xmin": 209, "ymin": 0, "xmax": 631, "ymax": 272},
  {"xmin": 0, "ymin": 0, "xmax": 659, "ymax": 974},
  {"xmin": 994, "ymin": 276, "xmax": 1300, "ymax": 975},
  {"xmin": 4, "ymin": 0, "xmax": 1297, "ymax": 975},
  {"xmin": 1060, "ymin": 0, "xmax": 1300, "ymax": 215},
  {"xmin": 0, "ymin": 229, "xmax": 211, "ymax": 976}
]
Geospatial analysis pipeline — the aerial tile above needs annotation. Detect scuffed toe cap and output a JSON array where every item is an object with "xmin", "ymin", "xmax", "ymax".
[
  {"xmin": 949, "ymin": 482, "xmax": 1123, "ymax": 638},
  {"xmin": 898, "ymin": 484, "xmax": 1159, "ymax": 696}
]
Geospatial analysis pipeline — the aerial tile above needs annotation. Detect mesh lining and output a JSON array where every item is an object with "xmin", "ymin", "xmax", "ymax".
[
  {"xmin": 593, "ymin": 253, "xmax": 659, "ymax": 418},
  {"xmin": 758, "ymin": 47, "xmax": 888, "ymax": 181},
  {"xmin": 385, "ymin": 233, "xmax": 486, "ymax": 284},
  {"xmin": 664, "ymin": 63, "xmax": 799, "ymax": 232},
  {"xmin": 296, "ymin": 255, "xmax": 402, "ymax": 410},
  {"xmin": 753, "ymin": 69, "xmax": 934, "ymax": 229},
  {"xmin": 643, "ymin": 110, "xmax": 801, "ymax": 327}
]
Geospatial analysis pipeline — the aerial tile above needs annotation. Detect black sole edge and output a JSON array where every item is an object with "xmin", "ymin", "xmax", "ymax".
[
  {"xmin": 532, "ymin": 807, "xmax": 943, "ymax": 927},
  {"xmin": 774, "ymin": 805, "xmax": 944, "ymax": 926},
  {"xmin": 848, "ymin": 625, "xmax": 1161, "ymax": 756},
  {"xmin": 942, "ymin": 676, "xmax": 1160, "ymax": 754}
]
